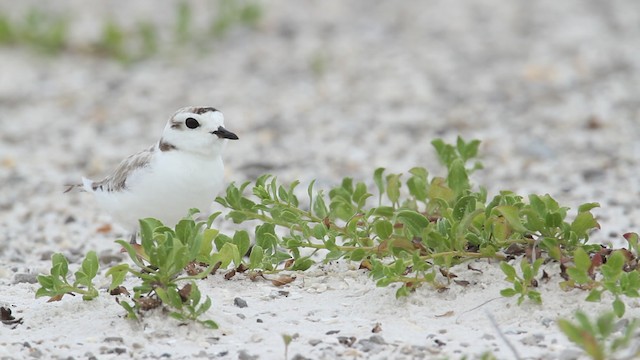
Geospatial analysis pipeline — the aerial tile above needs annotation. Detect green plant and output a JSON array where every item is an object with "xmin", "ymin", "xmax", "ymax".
[
  {"xmin": 215, "ymin": 137, "xmax": 601, "ymax": 299},
  {"xmin": 499, "ymin": 258, "xmax": 543, "ymax": 304},
  {"xmin": 175, "ymin": 1, "xmax": 192, "ymax": 43},
  {"xmin": 563, "ymin": 248, "xmax": 640, "ymax": 317},
  {"xmin": 36, "ymin": 251, "xmax": 99, "ymax": 301},
  {"xmin": 97, "ymin": 19, "xmax": 128, "ymax": 62},
  {"xmin": 106, "ymin": 211, "xmax": 224, "ymax": 328},
  {"xmin": 0, "ymin": 9, "xmax": 69, "ymax": 53},
  {"xmin": 558, "ymin": 311, "xmax": 639, "ymax": 360},
  {"xmin": 211, "ymin": 0, "xmax": 262, "ymax": 36}
]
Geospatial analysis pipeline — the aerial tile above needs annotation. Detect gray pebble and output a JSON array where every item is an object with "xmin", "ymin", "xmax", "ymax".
[
  {"xmin": 104, "ymin": 337, "xmax": 123, "ymax": 343},
  {"xmin": 238, "ymin": 350, "xmax": 258, "ymax": 360},
  {"xmin": 98, "ymin": 251, "xmax": 123, "ymax": 265},
  {"xmin": 291, "ymin": 355, "xmax": 311, "ymax": 360},
  {"xmin": 28, "ymin": 348, "xmax": 43, "ymax": 358},
  {"xmin": 308, "ymin": 339, "xmax": 321, "ymax": 346},
  {"xmin": 13, "ymin": 273, "xmax": 38, "ymax": 284},
  {"xmin": 559, "ymin": 348, "xmax": 583, "ymax": 360},
  {"xmin": 234, "ymin": 297, "xmax": 248, "ymax": 308},
  {"xmin": 236, "ymin": 313, "xmax": 246, "ymax": 320},
  {"xmin": 356, "ymin": 339, "xmax": 378, "ymax": 353},
  {"xmin": 368, "ymin": 335, "xmax": 386, "ymax": 345},
  {"xmin": 520, "ymin": 333, "xmax": 545, "ymax": 346},
  {"xmin": 541, "ymin": 318, "xmax": 554, "ymax": 327}
]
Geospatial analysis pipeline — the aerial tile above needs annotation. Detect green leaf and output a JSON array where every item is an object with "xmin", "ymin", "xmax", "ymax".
[
  {"xmin": 81, "ymin": 251, "xmax": 99, "ymax": 280},
  {"xmin": 447, "ymin": 159, "xmax": 469, "ymax": 197},
  {"xmin": 431, "ymin": 139, "xmax": 455, "ymax": 167},
  {"xmin": 232, "ymin": 230, "xmax": 251, "ymax": 258},
  {"xmin": 371, "ymin": 206, "xmax": 395, "ymax": 217},
  {"xmin": 544, "ymin": 212, "xmax": 563, "ymax": 228},
  {"xmin": 601, "ymin": 251, "xmax": 624, "ymax": 279},
  {"xmin": 200, "ymin": 319, "xmax": 219, "ymax": 329},
  {"xmin": 493, "ymin": 205, "xmax": 528, "ymax": 233},
  {"xmin": 406, "ymin": 168, "xmax": 428, "ymax": 202},
  {"xmin": 106, "ymin": 263, "xmax": 130, "ymax": 290},
  {"xmin": 586, "ymin": 289, "xmax": 602, "ymax": 302},
  {"xmin": 373, "ymin": 168, "xmax": 385, "ymax": 199},
  {"xmin": 452, "ymin": 195, "xmax": 476, "ymax": 221},
  {"xmin": 349, "ymin": 248, "xmax": 366, "ymax": 262},
  {"xmin": 36, "ymin": 275, "xmax": 53, "ymax": 290},
  {"xmin": 500, "ymin": 261, "xmax": 517, "ymax": 281},
  {"xmin": 211, "ymin": 242, "xmax": 241, "ymax": 268},
  {"xmin": 119, "ymin": 300, "xmax": 138, "ymax": 320},
  {"xmin": 373, "ymin": 219, "xmax": 393, "ymax": 240},
  {"xmin": 290, "ymin": 257, "xmax": 314, "ymax": 271},
  {"xmin": 571, "ymin": 211, "xmax": 599, "ymax": 239},
  {"xmin": 573, "ymin": 248, "xmax": 591, "ymax": 271},
  {"xmin": 527, "ymin": 291, "xmax": 542, "ymax": 304},
  {"xmin": 248, "ymin": 245, "xmax": 264, "ymax": 269},
  {"xmin": 578, "ymin": 202, "xmax": 600, "ymax": 213},
  {"xmin": 51, "ymin": 253, "xmax": 69, "ymax": 277},
  {"xmin": 596, "ymin": 312, "xmax": 614, "ymax": 337},
  {"xmin": 567, "ymin": 268, "xmax": 590, "ymax": 285},
  {"xmin": 612, "ymin": 297, "xmax": 625, "ymax": 317},
  {"xmin": 520, "ymin": 260, "xmax": 533, "ymax": 281},
  {"xmin": 457, "ymin": 137, "xmax": 481, "ymax": 162},
  {"xmin": 395, "ymin": 210, "xmax": 429, "ymax": 238},
  {"xmin": 386, "ymin": 173, "xmax": 401, "ymax": 205},
  {"xmin": 313, "ymin": 193, "xmax": 328, "ymax": 218},
  {"xmin": 558, "ymin": 319, "xmax": 586, "ymax": 347},
  {"xmin": 500, "ymin": 288, "xmax": 517, "ymax": 297}
]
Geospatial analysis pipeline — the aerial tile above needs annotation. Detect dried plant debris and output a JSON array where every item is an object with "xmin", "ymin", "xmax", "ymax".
[{"xmin": 1, "ymin": 307, "xmax": 23, "ymax": 328}]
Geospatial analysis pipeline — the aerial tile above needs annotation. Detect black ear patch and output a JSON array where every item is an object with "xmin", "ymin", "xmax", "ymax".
[{"xmin": 185, "ymin": 118, "xmax": 200, "ymax": 129}]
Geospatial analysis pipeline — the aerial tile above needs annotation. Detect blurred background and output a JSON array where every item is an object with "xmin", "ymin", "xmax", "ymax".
[{"xmin": 1, "ymin": 0, "xmax": 639, "ymax": 257}]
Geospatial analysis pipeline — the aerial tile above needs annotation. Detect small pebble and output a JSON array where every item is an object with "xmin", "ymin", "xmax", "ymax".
[
  {"xmin": 238, "ymin": 350, "xmax": 258, "ymax": 360},
  {"xmin": 104, "ymin": 337, "xmax": 123, "ymax": 343},
  {"xmin": 13, "ymin": 273, "xmax": 38, "ymax": 284},
  {"xmin": 368, "ymin": 335, "xmax": 386, "ymax": 345},
  {"xmin": 291, "ymin": 355, "xmax": 311, "ymax": 360},
  {"xmin": 308, "ymin": 339, "xmax": 321, "ymax": 346},
  {"xmin": 234, "ymin": 297, "xmax": 248, "ymax": 308}
]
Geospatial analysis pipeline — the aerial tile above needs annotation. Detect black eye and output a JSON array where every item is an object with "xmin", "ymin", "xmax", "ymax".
[{"xmin": 185, "ymin": 117, "xmax": 200, "ymax": 129}]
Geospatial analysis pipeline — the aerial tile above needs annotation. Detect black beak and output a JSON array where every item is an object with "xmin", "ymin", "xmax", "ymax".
[{"xmin": 212, "ymin": 126, "xmax": 239, "ymax": 140}]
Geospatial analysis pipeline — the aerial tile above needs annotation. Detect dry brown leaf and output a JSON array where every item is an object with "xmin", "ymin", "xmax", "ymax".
[
  {"xmin": 271, "ymin": 275, "xmax": 296, "ymax": 287},
  {"xmin": 96, "ymin": 223, "xmax": 113, "ymax": 233},
  {"xmin": 359, "ymin": 259, "xmax": 373, "ymax": 271},
  {"xmin": 435, "ymin": 310, "xmax": 454, "ymax": 318},
  {"xmin": 224, "ymin": 269, "xmax": 237, "ymax": 280},
  {"xmin": 467, "ymin": 264, "xmax": 483, "ymax": 274},
  {"xmin": 109, "ymin": 286, "xmax": 130, "ymax": 296},
  {"xmin": 371, "ymin": 323, "xmax": 382, "ymax": 333},
  {"xmin": 178, "ymin": 283, "xmax": 192, "ymax": 302},
  {"xmin": 47, "ymin": 294, "xmax": 65, "ymax": 302}
]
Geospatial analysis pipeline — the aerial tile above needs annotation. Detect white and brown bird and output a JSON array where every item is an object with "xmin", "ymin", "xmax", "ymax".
[{"xmin": 66, "ymin": 106, "xmax": 238, "ymax": 242}]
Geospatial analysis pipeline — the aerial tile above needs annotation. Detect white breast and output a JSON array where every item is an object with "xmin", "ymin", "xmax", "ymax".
[{"xmin": 92, "ymin": 151, "xmax": 225, "ymax": 231}]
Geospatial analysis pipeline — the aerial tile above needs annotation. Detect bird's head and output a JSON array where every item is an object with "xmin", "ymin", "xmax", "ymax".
[{"xmin": 160, "ymin": 106, "xmax": 238, "ymax": 157}]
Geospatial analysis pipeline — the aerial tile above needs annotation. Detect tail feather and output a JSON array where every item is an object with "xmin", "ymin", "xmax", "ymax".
[
  {"xmin": 63, "ymin": 183, "xmax": 84, "ymax": 193},
  {"xmin": 64, "ymin": 177, "xmax": 94, "ymax": 193}
]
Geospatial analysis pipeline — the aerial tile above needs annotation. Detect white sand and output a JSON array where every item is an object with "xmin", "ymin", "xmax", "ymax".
[{"xmin": 1, "ymin": 1, "xmax": 640, "ymax": 359}]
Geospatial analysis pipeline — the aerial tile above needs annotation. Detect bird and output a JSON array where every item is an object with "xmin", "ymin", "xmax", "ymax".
[{"xmin": 66, "ymin": 106, "xmax": 239, "ymax": 243}]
